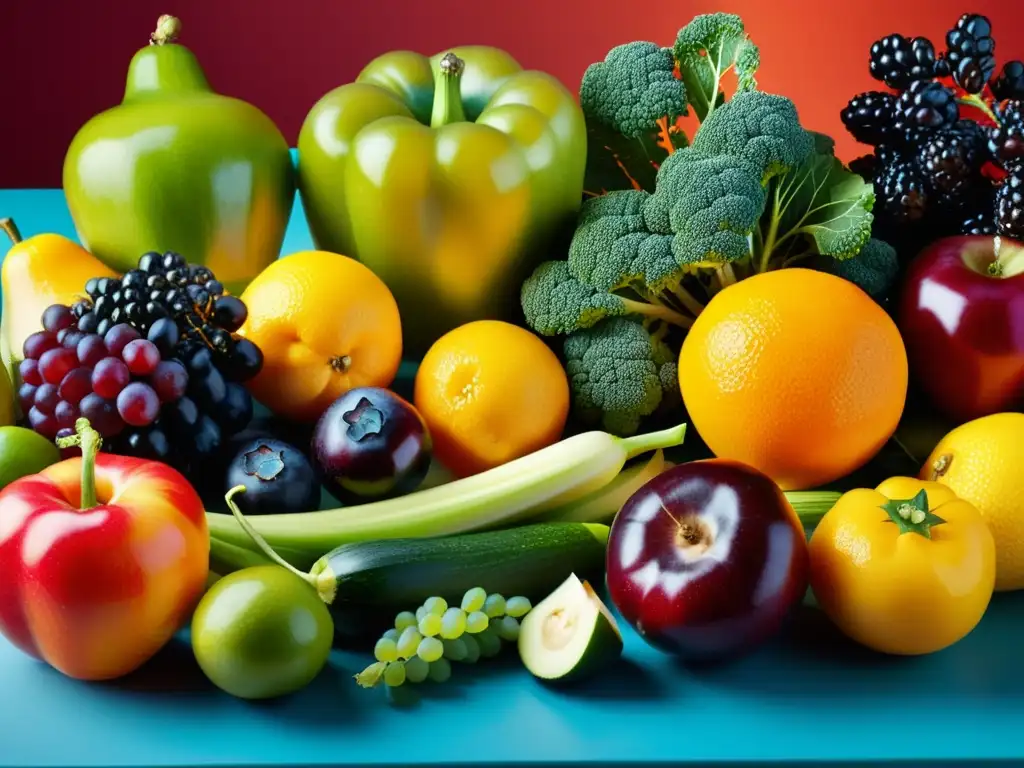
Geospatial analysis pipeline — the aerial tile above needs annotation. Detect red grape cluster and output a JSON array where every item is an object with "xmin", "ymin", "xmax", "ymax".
[{"xmin": 19, "ymin": 302, "xmax": 253, "ymax": 466}]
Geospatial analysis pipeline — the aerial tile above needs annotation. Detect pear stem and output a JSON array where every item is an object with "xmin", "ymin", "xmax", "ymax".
[
  {"xmin": 150, "ymin": 15, "xmax": 182, "ymax": 46},
  {"xmin": 0, "ymin": 219, "xmax": 22, "ymax": 245}
]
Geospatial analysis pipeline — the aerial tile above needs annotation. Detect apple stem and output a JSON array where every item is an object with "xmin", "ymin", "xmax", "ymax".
[
  {"xmin": 880, "ymin": 488, "xmax": 946, "ymax": 539},
  {"xmin": 150, "ymin": 15, "xmax": 182, "ymax": 46},
  {"xmin": 0, "ymin": 218, "xmax": 22, "ymax": 245},
  {"xmin": 56, "ymin": 418, "xmax": 102, "ymax": 510}
]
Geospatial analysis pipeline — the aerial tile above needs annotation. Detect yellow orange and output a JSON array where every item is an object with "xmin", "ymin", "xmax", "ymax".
[
  {"xmin": 238, "ymin": 250, "xmax": 403, "ymax": 422},
  {"xmin": 678, "ymin": 268, "xmax": 908, "ymax": 490},
  {"xmin": 414, "ymin": 320, "xmax": 569, "ymax": 477}
]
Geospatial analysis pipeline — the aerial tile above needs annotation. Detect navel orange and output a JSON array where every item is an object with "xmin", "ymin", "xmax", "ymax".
[
  {"xmin": 414, "ymin": 320, "xmax": 569, "ymax": 478},
  {"xmin": 238, "ymin": 250, "xmax": 403, "ymax": 422},
  {"xmin": 678, "ymin": 269, "xmax": 908, "ymax": 490}
]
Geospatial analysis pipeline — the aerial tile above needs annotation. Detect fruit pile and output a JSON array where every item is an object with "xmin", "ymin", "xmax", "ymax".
[
  {"xmin": 17, "ymin": 251, "xmax": 263, "ymax": 467},
  {"xmin": 841, "ymin": 12, "xmax": 1024, "ymax": 254}
]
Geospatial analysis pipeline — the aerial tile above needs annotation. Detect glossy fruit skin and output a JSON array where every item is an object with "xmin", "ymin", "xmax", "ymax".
[
  {"xmin": 0, "ymin": 454, "xmax": 208, "ymax": 680},
  {"xmin": 808, "ymin": 477, "xmax": 995, "ymax": 655},
  {"xmin": 921, "ymin": 412, "xmax": 1024, "ymax": 591},
  {"xmin": 606, "ymin": 459, "xmax": 809, "ymax": 662},
  {"xmin": 191, "ymin": 566, "xmax": 333, "ymax": 700},
  {"xmin": 1, "ymin": 226, "xmax": 116, "ymax": 394},
  {"xmin": 679, "ymin": 268, "xmax": 908, "ymax": 491},
  {"xmin": 899, "ymin": 235, "xmax": 1024, "ymax": 422},
  {"xmin": 62, "ymin": 38, "xmax": 294, "ymax": 295},
  {"xmin": 238, "ymin": 251, "xmax": 403, "ymax": 422},
  {"xmin": 414, "ymin": 320, "xmax": 569, "ymax": 478},
  {"xmin": 225, "ymin": 437, "xmax": 321, "ymax": 515},
  {"xmin": 313, "ymin": 386, "xmax": 431, "ymax": 504},
  {"xmin": 297, "ymin": 46, "xmax": 587, "ymax": 356}
]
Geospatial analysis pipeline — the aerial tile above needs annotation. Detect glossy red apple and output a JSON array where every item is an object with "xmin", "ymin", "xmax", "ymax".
[
  {"xmin": 606, "ymin": 459, "xmax": 809, "ymax": 662},
  {"xmin": 900, "ymin": 234, "xmax": 1024, "ymax": 422}
]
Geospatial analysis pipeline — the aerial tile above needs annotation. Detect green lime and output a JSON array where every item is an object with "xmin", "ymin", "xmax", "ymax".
[
  {"xmin": 191, "ymin": 565, "xmax": 333, "ymax": 700},
  {"xmin": 0, "ymin": 426, "xmax": 61, "ymax": 491}
]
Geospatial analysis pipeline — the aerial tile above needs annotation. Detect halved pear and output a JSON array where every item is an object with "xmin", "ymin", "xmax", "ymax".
[{"xmin": 518, "ymin": 573, "xmax": 623, "ymax": 683}]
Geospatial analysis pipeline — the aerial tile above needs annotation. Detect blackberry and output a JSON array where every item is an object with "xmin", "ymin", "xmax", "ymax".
[
  {"xmin": 988, "ymin": 100, "xmax": 1024, "ymax": 168},
  {"xmin": 945, "ymin": 14, "xmax": 996, "ymax": 94},
  {"xmin": 992, "ymin": 61, "xmax": 1024, "ymax": 102},
  {"xmin": 961, "ymin": 210, "xmax": 997, "ymax": 236},
  {"xmin": 840, "ymin": 91, "xmax": 896, "ymax": 146},
  {"xmin": 877, "ymin": 158, "xmax": 930, "ymax": 223},
  {"xmin": 996, "ymin": 167, "xmax": 1024, "ymax": 239},
  {"xmin": 869, "ymin": 34, "xmax": 939, "ymax": 90},
  {"xmin": 897, "ymin": 80, "xmax": 959, "ymax": 131},
  {"xmin": 917, "ymin": 129, "xmax": 982, "ymax": 199}
]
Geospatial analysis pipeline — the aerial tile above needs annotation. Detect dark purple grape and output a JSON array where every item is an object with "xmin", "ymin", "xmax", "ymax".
[
  {"xmin": 79, "ymin": 393, "xmax": 124, "ymax": 438},
  {"xmin": 223, "ymin": 337, "xmax": 263, "ymax": 382},
  {"xmin": 77, "ymin": 312, "xmax": 100, "ymax": 334},
  {"xmin": 151, "ymin": 360, "xmax": 189, "ymax": 402},
  {"xmin": 42, "ymin": 304, "xmax": 75, "ymax": 333},
  {"xmin": 192, "ymin": 415, "xmax": 222, "ymax": 456},
  {"xmin": 189, "ymin": 366, "xmax": 227, "ymax": 408},
  {"xmin": 215, "ymin": 383, "xmax": 253, "ymax": 434},
  {"xmin": 147, "ymin": 318, "xmax": 180, "ymax": 357},
  {"xmin": 211, "ymin": 296, "xmax": 248, "ymax": 332}
]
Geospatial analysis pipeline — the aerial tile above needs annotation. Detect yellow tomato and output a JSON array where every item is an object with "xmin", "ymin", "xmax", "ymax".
[{"xmin": 807, "ymin": 476, "xmax": 995, "ymax": 656}]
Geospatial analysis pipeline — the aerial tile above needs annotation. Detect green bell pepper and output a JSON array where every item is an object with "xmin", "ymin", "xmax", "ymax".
[
  {"xmin": 297, "ymin": 47, "xmax": 587, "ymax": 356},
  {"xmin": 63, "ymin": 16, "xmax": 295, "ymax": 293}
]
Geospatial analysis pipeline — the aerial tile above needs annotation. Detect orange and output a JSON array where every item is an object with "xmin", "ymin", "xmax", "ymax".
[
  {"xmin": 238, "ymin": 250, "xmax": 403, "ymax": 422},
  {"xmin": 678, "ymin": 268, "xmax": 908, "ymax": 491},
  {"xmin": 414, "ymin": 320, "xmax": 570, "ymax": 478}
]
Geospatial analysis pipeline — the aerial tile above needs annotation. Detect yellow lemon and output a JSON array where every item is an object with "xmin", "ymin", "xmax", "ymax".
[{"xmin": 921, "ymin": 412, "xmax": 1024, "ymax": 591}]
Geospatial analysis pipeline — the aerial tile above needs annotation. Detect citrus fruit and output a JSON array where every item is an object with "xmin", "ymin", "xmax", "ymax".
[
  {"xmin": 678, "ymin": 268, "xmax": 908, "ymax": 491},
  {"xmin": 238, "ymin": 250, "xmax": 403, "ymax": 422},
  {"xmin": 0, "ymin": 425, "xmax": 61, "ymax": 491},
  {"xmin": 921, "ymin": 412, "xmax": 1024, "ymax": 591},
  {"xmin": 414, "ymin": 320, "xmax": 569, "ymax": 477}
]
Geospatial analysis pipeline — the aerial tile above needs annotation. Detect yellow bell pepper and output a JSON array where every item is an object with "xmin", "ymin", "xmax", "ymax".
[{"xmin": 807, "ymin": 476, "xmax": 995, "ymax": 656}]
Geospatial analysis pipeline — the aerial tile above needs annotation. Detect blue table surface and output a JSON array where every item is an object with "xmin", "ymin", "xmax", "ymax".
[{"xmin": 2, "ymin": 188, "xmax": 1023, "ymax": 768}]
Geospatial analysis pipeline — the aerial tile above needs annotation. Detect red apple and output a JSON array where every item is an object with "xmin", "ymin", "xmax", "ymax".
[
  {"xmin": 606, "ymin": 459, "xmax": 809, "ymax": 662},
  {"xmin": 900, "ymin": 235, "xmax": 1024, "ymax": 422}
]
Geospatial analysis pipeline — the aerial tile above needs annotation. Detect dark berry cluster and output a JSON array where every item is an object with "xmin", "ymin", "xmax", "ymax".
[
  {"xmin": 26, "ymin": 251, "xmax": 266, "ymax": 470},
  {"xmin": 841, "ymin": 12, "xmax": 1024, "ymax": 253}
]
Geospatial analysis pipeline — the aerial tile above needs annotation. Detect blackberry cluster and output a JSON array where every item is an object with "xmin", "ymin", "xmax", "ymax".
[
  {"xmin": 842, "ymin": 12, "xmax": 1024, "ymax": 254},
  {"xmin": 62, "ymin": 251, "xmax": 264, "ymax": 469}
]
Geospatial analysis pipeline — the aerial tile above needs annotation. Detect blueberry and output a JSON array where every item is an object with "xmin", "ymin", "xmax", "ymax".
[{"xmin": 225, "ymin": 437, "xmax": 321, "ymax": 516}]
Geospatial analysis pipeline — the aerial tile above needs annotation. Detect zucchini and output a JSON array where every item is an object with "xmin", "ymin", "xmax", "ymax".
[
  {"xmin": 206, "ymin": 422, "xmax": 687, "ymax": 561},
  {"xmin": 308, "ymin": 522, "xmax": 610, "ymax": 642}
]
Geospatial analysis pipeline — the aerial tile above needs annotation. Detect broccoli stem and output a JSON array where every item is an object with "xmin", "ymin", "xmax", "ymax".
[
  {"xmin": 758, "ymin": 183, "xmax": 784, "ymax": 272},
  {"xmin": 619, "ymin": 297, "xmax": 692, "ymax": 329},
  {"xmin": 664, "ymin": 282, "xmax": 706, "ymax": 317},
  {"xmin": 431, "ymin": 53, "xmax": 467, "ymax": 128}
]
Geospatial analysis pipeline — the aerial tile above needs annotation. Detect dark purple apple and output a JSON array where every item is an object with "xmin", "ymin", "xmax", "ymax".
[
  {"xmin": 900, "ymin": 234, "xmax": 1024, "ymax": 421},
  {"xmin": 606, "ymin": 459, "xmax": 809, "ymax": 662},
  {"xmin": 312, "ymin": 387, "xmax": 432, "ymax": 504}
]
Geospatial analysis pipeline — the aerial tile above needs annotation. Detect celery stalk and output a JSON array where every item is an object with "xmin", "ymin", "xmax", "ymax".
[
  {"xmin": 537, "ymin": 450, "xmax": 672, "ymax": 524},
  {"xmin": 205, "ymin": 423, "xmax": 688, "ymax": 558}
]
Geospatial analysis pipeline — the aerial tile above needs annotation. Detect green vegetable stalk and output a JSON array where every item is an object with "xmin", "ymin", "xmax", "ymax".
[{"xmin": 522, "ymin": 12, "xmax": 899, "ymax": 436}]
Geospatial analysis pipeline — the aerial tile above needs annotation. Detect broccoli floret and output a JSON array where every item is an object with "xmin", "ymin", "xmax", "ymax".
[
  {"xmin": 580, "ymin": 42, "xmax": 687, "ymax": 139},
  {"xmin": 580, "ymin": 42, "xmax": 689, "ymax": 194},
  {"xmin": 691, "ymin": 91, "xmax": 814, "ymax": 182},
  {"xmin": 826, "ymin": 238, "xmax": 899, "ymax": 300},
  {"xmin": 520, "ymin": 261, "xmax": 629, "ymax": 336},
  {"xmin": 673, "ymin": 13, "xmax": 760, "ymax": 119},
  {"xmin": 643, "ymin": 150, "xmax": 767, "ymax": 266},
  {"xmin": 568, "ymin": 190, "xmax": 677, "ymax": 291},
  {"xmin": 563, "ymin": 318, "xmax": 676, "ymax": 436}
]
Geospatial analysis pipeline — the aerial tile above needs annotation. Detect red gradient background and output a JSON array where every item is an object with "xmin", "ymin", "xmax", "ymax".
[{"xmin": 2, "ymin": 0, "xmax": 1022, "ymax": 189}]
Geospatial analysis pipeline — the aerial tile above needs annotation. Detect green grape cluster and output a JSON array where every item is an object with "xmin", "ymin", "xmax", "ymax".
[{"xmin": 354, "ymin": 587, "xmax": 533, "ymax": 690}]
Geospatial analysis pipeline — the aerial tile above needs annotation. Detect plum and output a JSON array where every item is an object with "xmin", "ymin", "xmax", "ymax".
[
  {"xmin": 606, "ymin": 459, "xmax": 809, "ymax": 662},
  {"xmin": 312, "ymin": 387, "xmax": 432, "ymax": 504}
]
